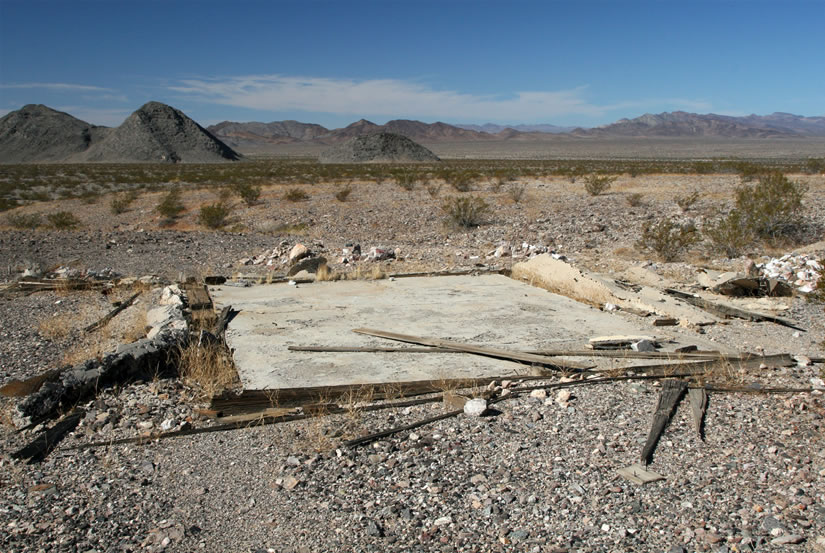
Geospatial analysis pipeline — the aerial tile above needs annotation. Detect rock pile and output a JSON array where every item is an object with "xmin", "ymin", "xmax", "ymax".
[{"xmin": 318, "ymin": 132, "xmax": 440, "ymax": 163}]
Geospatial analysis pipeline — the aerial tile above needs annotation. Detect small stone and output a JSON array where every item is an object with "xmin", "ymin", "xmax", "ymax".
[
  {"xmin": 464, "ymin": 398, "xmax": 488, "ymax": 417},
  {"xmin": 367, "ymin": 519, "xmax": 384, "ymax": 537},
  {"xmin": 771, "ymin": 534, "xmax": 804, "ymax": 545},
  {"xmin": 433, "ymin": 516, "xmax": 452, "ymax": 527},
  {"xmin": 556, "ymin": 389, "xmax": 572, "ymax": 406},
  {"xmin": 282, "ymin": 476, "xmax": 300, "ymax": 490},
  {"xmin": 529, "ymin": 389, "xmax": 547, "ymax": 400}
]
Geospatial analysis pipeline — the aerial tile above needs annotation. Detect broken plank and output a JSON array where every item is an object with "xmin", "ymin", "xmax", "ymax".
[
  {"xmin": 688, "ymin": 387, "xmax": 708, "ymax": 439},
  {"xmin": 617, "ymin": 463, "xmax": 666, "ymax": 485},
  {"xmin": 85, "ymin": 292, "xmax": 141, "ymax": 333},
  {"xmin": 352, "ymin": 328, "xmax": 586, "ymax": 371},
  {"xmin": 211, "ymin": 374, "xmax": 548, "ymax": 414},
  {"xmin": 641, "ymin": 379, "xmax": 688, "ymax": 465},
  {"xmin": 664, "ymin": 288, "xmax": 805, "ymax": 331},
  {"xmin": 290, "ymin": 344, "xmax": 735, "ymax": 361},
  {"xmin": 183, "ymin": 283, "xmax": 213, "ymax": 310}
]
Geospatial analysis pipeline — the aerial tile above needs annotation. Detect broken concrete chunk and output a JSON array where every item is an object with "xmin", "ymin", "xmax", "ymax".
[
  {"xmin": 589, "ymin": 335, "xmax": 658, "ymax": 350},
  {"xmin": 287, "ymin": 256, "xmax": 328, "ymax": 277},
  {"xmin": 289, "ymin": 243, "xmax": 309, "ymax": 262},
  {"xmin": 631, "ymin": 339, "xmax": 658, "ymax": 352}
]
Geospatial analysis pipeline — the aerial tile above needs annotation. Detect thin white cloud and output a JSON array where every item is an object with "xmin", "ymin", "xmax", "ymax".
[
  {"xmin": 170, "ymin": 74, "xmax": 708, "ymax": 122},
  {"xmin": 0, "ymin": 82, "xmax": 114, "ymax": 93}
]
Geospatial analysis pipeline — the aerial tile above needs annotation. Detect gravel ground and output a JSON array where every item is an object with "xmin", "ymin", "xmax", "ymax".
[{"xmin": 1, "ymin": 173, "xmax": 824, "ymax": 552}]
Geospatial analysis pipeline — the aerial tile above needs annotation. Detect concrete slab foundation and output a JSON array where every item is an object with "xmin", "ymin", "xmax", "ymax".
[{"xmin": 209, "ymin": 274, "xmax": 721, "ymax": 391}]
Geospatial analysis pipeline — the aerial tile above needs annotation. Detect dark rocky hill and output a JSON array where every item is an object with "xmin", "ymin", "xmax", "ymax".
[
  {"xmin": 318, "ymin": 132, "xmax": 441, "ymax": 163},
  {"xmin": 76, "ymin": 102, "xmax": 240, "ymax": 163},
  {"xmin": 0, "ymin": 104, "xmax": 110, "ymax": 163}
]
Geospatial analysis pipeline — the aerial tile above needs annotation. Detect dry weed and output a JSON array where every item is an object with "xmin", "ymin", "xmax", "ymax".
[{"xmin": 177, "ymin": 342, "xmax": 238, "ymax": 400}]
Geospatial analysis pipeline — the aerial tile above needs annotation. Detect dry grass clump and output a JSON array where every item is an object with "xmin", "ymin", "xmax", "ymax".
[
  {"xmin": 231, "ymin": 182, "xmax": 262, "ymax": 206},
  {"xmin": 177, "ymin": 342, "xmax": 238, "ymax": 399},
  {"xmin": 625, "ymin": 193, "xmax": 644, "ymax": 207},
  {"xmin": 675, "ymin": 189, "xmax": 700, "ymax": 212},
  {"xmin": 506, "ymin": 182, "xmax": 527, "ymax": 203},
  {"xmin": 284, "ymin": 187, "xmax": 310, "ymax": 202}
]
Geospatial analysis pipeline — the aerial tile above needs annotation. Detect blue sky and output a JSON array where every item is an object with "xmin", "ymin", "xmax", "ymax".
[{"xmin": 1, "ymin": 0, "xmax": 823, "ymax": 128}]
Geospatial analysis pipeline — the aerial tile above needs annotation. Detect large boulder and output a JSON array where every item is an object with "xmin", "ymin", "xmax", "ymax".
[{"xmin": 319, "ymin": 132, "xmax": 440, "ymax": 163}]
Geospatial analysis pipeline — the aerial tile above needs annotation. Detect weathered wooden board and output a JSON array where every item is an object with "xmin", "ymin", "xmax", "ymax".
[
  {"xmin": 641, "ymin": 379, "xmax": 688, "ymax": 464},
  {"xmin": 617, "ymin": 463, "xmax": 666, "ymax": 485},
  {"xmin": 352, "ymin": 328, "xmax": 587, "ymax": 371},
  {"xmin": 688, "ymin": 387, "xmax": 708, "ymax": 439}
]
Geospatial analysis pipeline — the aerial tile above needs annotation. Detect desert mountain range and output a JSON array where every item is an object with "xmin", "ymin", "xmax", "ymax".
[{"xmin": 2, "ymin": 101, "xmax": 824, "ymax": 163}]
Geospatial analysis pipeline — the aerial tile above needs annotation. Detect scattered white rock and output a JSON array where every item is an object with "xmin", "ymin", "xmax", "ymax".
[{"xmin": 463, "ymin": 398, "xmax": 488, "ymax": 417}]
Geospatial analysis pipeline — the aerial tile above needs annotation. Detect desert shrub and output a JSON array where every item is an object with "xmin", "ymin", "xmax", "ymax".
[
  {"xmin": 6, "ymin": 212, "xmax": 42, "ymax": 229},
  {"xmin": 284, "ymin": 188, "xmax": 309, "ymax": 202},
  {"xmin": 703, "ymin": 210, "xmax": 754, "ymax": 258},
  {"xmin": 734, "ymin": 172, "xmax": 807, "ymax": 239},
  {"xmin": 675, "ymin": 189, "xmax": 700, "ymax": 212},
  {"xmin": 395, "ymin": 171, "xmax": 418, "ymax": 191},
  {"xmin": 198, "ymin": 202, "xmax": 231, "ymax": 229},
  {"xmin": 335, "ymin": 186, "xmax": 352, "ymax": 202},
  {"xmin": 626, "ymin": 193, "xmax": 644, "ymax": 207},
  {"xmin": 804, "ymin": 158, "xmax": 824, "ymax": 175},
  {"xmin": 0, "ymin": 198, "xmax": 18, "ymax": 212},
  {"xmin": 583, "ymin": 174, "xmax": 616, "ymax": 196},
  {"xmin": 507, "ymin": 182, "xmax": 527, "ymax": 203},
  {"xmin": 638, "ymin": 217, "xmax": 699, "ymax": 261},
  {"xmin": 47, "ymin": 211, "xmax": 81, "ymax": 230},
  {"xmin": 156, "ymin": 188, "xmax": 184, "ymax": 219},
  {"xmin": 442, "ymin": 196, "xmax": 489, "ymax": 228},
  {"xmin": 446, "ymin": 170, "xmax": 476, "ymax": 192},
  {"xmin": 110, "ymin": 191, "xmax": 137, "ymax": 214},
  {"xmin": 232, "ymin": 182, "xmax": 261, "ymax": 206},
  {"xmin": 426, "ymin": 183, "xmax": 442, "ymax": 198}
]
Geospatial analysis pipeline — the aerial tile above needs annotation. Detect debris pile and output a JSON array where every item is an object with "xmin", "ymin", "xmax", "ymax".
[
  {"xmin": 756, "ymin": 254, "xmax": 822, "ymax": 294},
  {"xmin": 485, "ymin": 241, "xmax": 550, "ymax": 259}
]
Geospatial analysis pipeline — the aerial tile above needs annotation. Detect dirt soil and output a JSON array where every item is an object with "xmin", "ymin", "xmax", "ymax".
[{"xmin": 1, "ymin": 172, "xmax": 824, "ymax": 553}]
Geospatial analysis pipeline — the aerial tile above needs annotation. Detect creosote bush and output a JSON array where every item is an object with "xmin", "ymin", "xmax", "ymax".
[
  {"xmin": 198, "ymin": 202, "xmax": 231, "ymax": 229},
  {"xmin": 583, "ymin": 174, "xmax": 616, "ymax": 196},
  {"xmin": 6, "ymin": 212, "xmax": 42, "ymax": 229},
  {"xmin": 156, "ymin": 187, "xmax": 184, "ymax": 220},
  {"xmin": 703, "ymin": 210, "xmax": 754, "ymax": 258},
  {"xmin": 110, "ymin": 190, "xmax": 138, "ymax": 214},
  {"xmin": 232, "ymin": 182, "xmax": 261, "ymax": 206},
  {"xmin": 47, "ymin": 211, "xmax": 80, "ymax": 230},
  {"xmin": 284, "ymin": 187, "xmax": 309, "ymax": 202},
  {"xmin": 734, "ymin": 172, "xmax": 807, "ymax": 239},
  {"xmin": 442, "ymin": 196, "xmax": 489, "ymax": 228},
  {"xmin": 334, "ymin": 186, "xmax": 352, "ymax": 202},
  {"xmin": 638, "ymin": 217, "xmax": 699, "ymax": 261}
]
